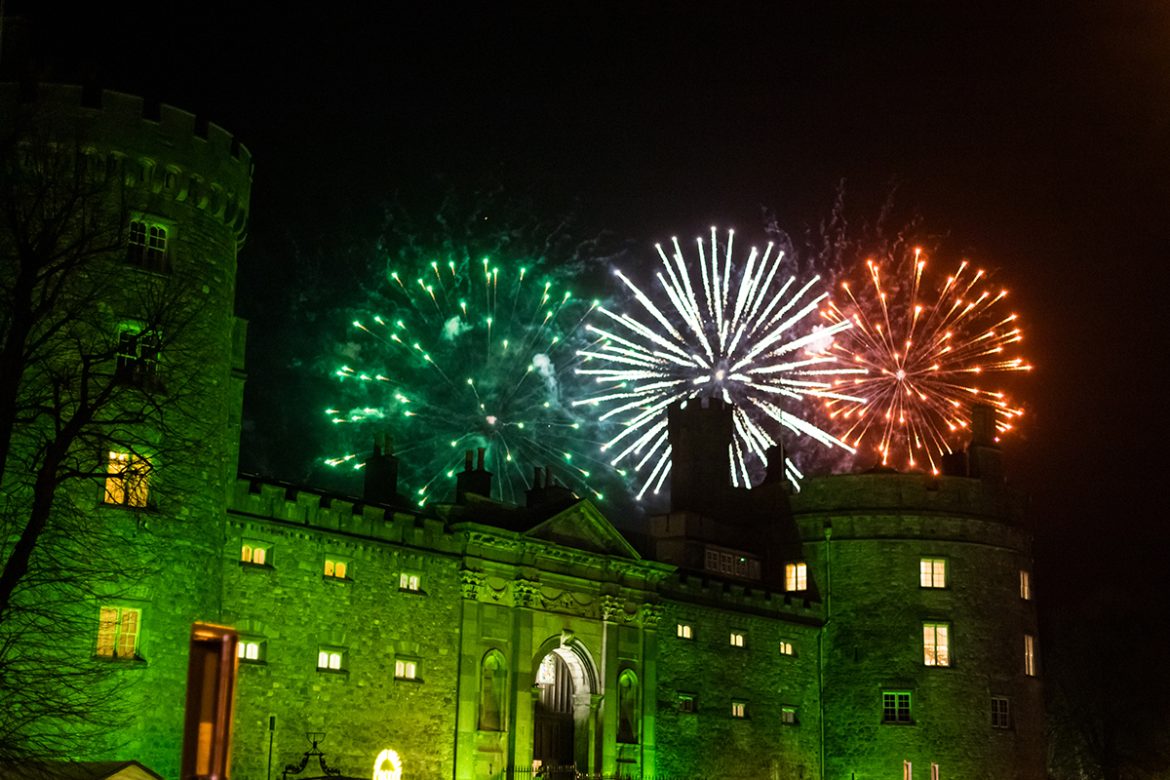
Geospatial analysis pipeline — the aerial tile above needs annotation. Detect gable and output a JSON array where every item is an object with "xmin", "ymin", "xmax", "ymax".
[{"xmin": 523, "ymin": 499, "xmax": 641, "ymax": 559}]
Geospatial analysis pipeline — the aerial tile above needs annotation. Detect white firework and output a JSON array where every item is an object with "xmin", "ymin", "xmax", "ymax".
[{"xmin": 573, "ymin": 227, "xmax": 858, "ymax": 498}]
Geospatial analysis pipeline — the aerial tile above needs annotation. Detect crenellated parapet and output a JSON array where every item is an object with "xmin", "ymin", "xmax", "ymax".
[{"xmin": 0, "ymin": 82, "xmax": 253, "ymax": 246}]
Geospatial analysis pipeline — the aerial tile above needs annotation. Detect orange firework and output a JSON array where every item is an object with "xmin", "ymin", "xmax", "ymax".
[{"xmin": 818, "ymin": 248, "xmax": 1031, "ymax": 473}]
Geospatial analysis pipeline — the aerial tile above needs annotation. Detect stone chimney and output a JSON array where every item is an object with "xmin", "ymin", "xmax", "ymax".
[
  {"xmin": 966, "ymin": 403, "xmax": 1004, "ymax": 481},
  {"xmin": 456, "ymin": 447, "xmax": 492, "ymax": 503},
  {"xmin": 362, "ymin": 432, "xmax": 400, "ymax": 506},
  {"xmin": 525, "ymin": 465, "xmax": 576, "ymax": 509}
]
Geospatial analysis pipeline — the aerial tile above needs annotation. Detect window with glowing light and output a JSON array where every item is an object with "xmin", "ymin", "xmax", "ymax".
[
  {"xmin": 394, "ymin": 658, "xmax": 418, "ymax": 681},
  {"xmin": 731, "ymin": 700, "xmax": 748, "ymax": 719},
  {"xmin": 920, "ymin": 558, "xmax": 947, "ymax": 588},
  {"xmin": 324, "ymin": 557, "xmax": 349, "ymax": 580},
  {"xmin": 676, "ymin": 623, "xmax": 693, "ymax": 639},
  {"xmin": 779, "ymin": 640, "xmax": 795, "ymax": 656},
  {"xmin": 923, "ymin": 622, "xmax": 951, "ymax": 667},
  {"xmin": 237, "ymin": 637, "xmax": 266, "ymax": 664},
  {"xmin": 96, "ymin": 606, "xmax": 141, "ymax": 659},
  {"xmin": 399, "ymin": 572, "xmax": 421, "ymax": 592},
  {"xmin": 930, "ymin": 763, "xmax": 939, "ymax": 780},
  {"xmin": 903, "ymin": 761, "xmax": 913, "ymax": 780},
  {"xmin": 883, "ymin": 691, "xmax": 912, "ymax": 723},
  {"xmin": 784, "ymin": 562, "xmax": 808, "ymax": 592},
  {"xmin": 240, "ymin": 540, "xmax": 271, "ymax": 566},
  {"xmin": 991, "ymin": 696, "xmax": 1011, "ymax": 729},
  {"xmin": 1020, "ymin": 570, "xmax": 1032, "ymax": 600},
  {"xmin": 1024, "ymin": 634, "xmax": 1037, "ymax": 676},
  {"xmin": 317, "ymin": 646, "xmax": 346, "ymax": 672},
  {"xmin": 729, "ymin": 631, "xmax": 746, "ymax": 648},
  {"xmin": 103, "ymin": 451, "xmax": 150, "ymax": 508},
  {"xmin": 127, "ymin": 218, "xmax": 170, "ymax": 272}
]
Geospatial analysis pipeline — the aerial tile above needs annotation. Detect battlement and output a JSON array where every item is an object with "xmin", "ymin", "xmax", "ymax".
[
  {"xmin": 229, "ymin": 477, "xmax": 461, "ymax": 554},
  {"xmin": 791, "ymin": 471, "xmax": 1022, "ymax": 521},
  {"xmin": 663, "ymin": 570, "xmax": 823, "ymax": 622},
  {"xmin": 0, "ymin": 82, "xmax": 253, "ymax": 242}
]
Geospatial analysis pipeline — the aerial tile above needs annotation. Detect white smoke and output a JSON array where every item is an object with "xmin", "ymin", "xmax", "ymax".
[
  {"xmin": 441, "ymin": 315, "xmax": 472, "ymax": 341},
  {"xmin": 532, "ymin": 353, "xmax": 558, "ymax": 397}
]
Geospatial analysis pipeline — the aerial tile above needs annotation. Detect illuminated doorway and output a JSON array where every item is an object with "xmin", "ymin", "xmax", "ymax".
[{"xmin": 533, "ymin": 652, "xmax": 574, "ymax": 769}]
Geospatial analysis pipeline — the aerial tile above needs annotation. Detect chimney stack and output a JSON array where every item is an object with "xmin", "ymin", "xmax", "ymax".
[
  {"xmin": 966, "ymin": 404, "xmax": 1004, "ymax": 481},
  {"xmin": 456, "ymin": 447, "xmax": 493, "ymax": 503},
  {"xmin": 363, "ymin": 432, "xmax": 401, "ymax": 506}
]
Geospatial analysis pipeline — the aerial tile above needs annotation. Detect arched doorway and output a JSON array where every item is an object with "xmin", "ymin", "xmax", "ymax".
[
  {"xmin": 533, "ymin": 653, "xmax": 574, "ymax": 768},
  {"xmin": 532, "ymin": 639, "xmax": 598, "ymax": 775}
]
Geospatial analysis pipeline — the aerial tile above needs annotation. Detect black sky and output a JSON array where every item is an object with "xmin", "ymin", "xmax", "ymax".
[{"xmin": 8, "ymin": 1, "xmax": 1170, "ymax": 610}]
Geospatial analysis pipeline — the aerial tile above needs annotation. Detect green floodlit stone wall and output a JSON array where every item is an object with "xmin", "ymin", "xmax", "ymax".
[
  {"xmin": 654, "ymin": 588, "xmax": 823, "ymax": 780},
  {"xmin": 224, "ymin": 481, "xmax": 464, "ymax": 780},
  {"xmin": 0, "ymin": 83, "xmax": 252, "ymax": 779},
  {"xmin": 793, "ymin": 474, "xmax": 1046, "ymax": 780}
]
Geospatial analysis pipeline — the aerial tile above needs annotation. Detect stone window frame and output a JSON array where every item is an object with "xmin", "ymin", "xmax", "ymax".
[
  {"xmin": 676, "ymin": 622, "xmax": 693, "ymax": 640},
  {"xmin": 102, "ymin": 449, "xmax": 153, "ymax": 509},
  {"xmin": 240, "ymin": 539, "xmax": 272, "ymax": 567},
  {"xmin": 781, "ymin": 705, "xmax": 798, "ymax": 725},
  {"xmin": 882, "ymin": 690, "xmax": 913, "ymax": 724},
  {"xmin": 923, "ymin": 621, "xmax": 951, "ymax": 667},
  {"xmin": 399, "ymin": 571, "xmax": 423, "ymax": 593},
  {"xmin": 95, "ymin": 604, "xmax": 143, "ymax": 661},
  {"xmin": 677, "ymin": 693, "xmax": 697, "ymax": 714},
  {"xmin": 779, "ymin": 639, "xmax": 796, "ymax": 657},
  {"xmin": 126, "ymin": 215, "xmax": 173, "ymax": 273},
  {"xmin": 323, "ymin": 556, "xmax": 351, "ymax": 581},
  {"xmin": 317, "ymin": 645, "xmax": 347, "ymax": 673},
  {"xmin": 730, "ymin": 699, "xmax": 749, "ymax": 719},
  {"xmin": 919, "ymin": 557, "xmax": 947, "ymax": 589},
  {"xmin": 114, "ymin": 321, "xmax": 163, "ymax": 388},
  {"xmin": 729, "ymin": 630, "xmax": 746, "ymax": 648},
  {"xmin": 237, "ymin": 636, "xmax": 268, "ymax": 665},
  {"xmin": 394, "ymin": 656, "xmax": 421, "ymax": 682},
  {"xmin": 991, "ymin": 695, "xmax": 1011, "ymax": 729}
]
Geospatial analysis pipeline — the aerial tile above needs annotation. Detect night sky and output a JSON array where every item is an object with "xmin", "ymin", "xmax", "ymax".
[{"xmin": 8, "ymin": 2, "xmax": 1169, "ymax": 613}]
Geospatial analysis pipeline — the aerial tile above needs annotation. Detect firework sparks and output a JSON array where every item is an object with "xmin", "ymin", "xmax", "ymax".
[
  {"xmin": 573, "ymin": 227, "xmax": 856, "ymax": 499},
  {"xmin": 819, "ymin": 247, "xmax": 1031, "ymax": 473},
  {"xmin": 325, "ymin": 257, "xmax": 608, "ymax": 506}
]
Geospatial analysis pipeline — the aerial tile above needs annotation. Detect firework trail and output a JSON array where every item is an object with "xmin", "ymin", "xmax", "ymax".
[
  {"xmin": 323, "ymin": 200, "xmax": 618, "ymax": 506},
  {"xmin": 573, "ymin": 227, "xmax": 856, "ymax": 499},
  {"xmin": 819, "ymin": 247, "xmax": 1030, "ymax": 473}
]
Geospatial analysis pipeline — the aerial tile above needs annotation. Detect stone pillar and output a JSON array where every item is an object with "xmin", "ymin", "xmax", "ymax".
[
  {"xmin": 640, "ymin": 604, "xmax": 662, "ymax": 777},
  {"xmin": 600, "ymin": 597, "xmax": 621, "ymax": 777}
]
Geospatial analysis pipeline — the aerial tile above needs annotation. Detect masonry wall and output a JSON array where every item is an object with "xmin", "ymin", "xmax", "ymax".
[{"xmin": 793, "ymin": 474, "xmax": 1045, "ymax": 780}]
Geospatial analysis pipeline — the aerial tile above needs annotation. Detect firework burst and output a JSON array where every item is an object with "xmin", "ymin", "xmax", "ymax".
[
  {"xmin": 573, "ymin": 227, "xmax": 856, "ymax": 499},
  {"xmin": 325, "ymin": 256, "xmax": 609, "ymax": 506},
  {"xmin": 819, "ymin": 247, "xmax": 1031, "ymax": 473}
]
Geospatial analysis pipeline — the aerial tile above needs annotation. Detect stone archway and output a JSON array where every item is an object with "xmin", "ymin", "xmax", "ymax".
[{"xmin": 532, "ymin": 638, "xmax": 599, "ymax": 774}]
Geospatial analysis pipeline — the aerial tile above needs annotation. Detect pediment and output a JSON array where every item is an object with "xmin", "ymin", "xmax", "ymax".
[{"xmin": 523, "ymin": 499, "xmax": 640, "ymax": 559}]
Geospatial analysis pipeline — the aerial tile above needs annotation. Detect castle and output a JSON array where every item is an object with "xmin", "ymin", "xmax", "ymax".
[{"xmin": 0, "ymin": 85, "xmax": 1046, "ymax": 780}]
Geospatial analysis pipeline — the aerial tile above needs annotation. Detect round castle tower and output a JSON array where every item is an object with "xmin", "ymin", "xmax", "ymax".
[
  {"xmin": 1, "ymin": 82, "xmax": 252, "ymax": 774},
  {"xmin": 792, "ymin": 462, "xmax": 1045, "ymax": 778}
]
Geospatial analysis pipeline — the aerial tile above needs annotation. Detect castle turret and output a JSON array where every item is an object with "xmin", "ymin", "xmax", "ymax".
[{"xmin": 667, "ymin": 396, "xmax": 732, "ymax": 515}]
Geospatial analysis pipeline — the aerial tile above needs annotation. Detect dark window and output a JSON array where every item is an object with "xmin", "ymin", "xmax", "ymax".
[
  {"xmin": 127, "ymin": 219, "xmax": 170, "ymax": 272},
  {"xmin": 991, "ymin": 696, "xmax": 1011, "ymax": 729},
  {"xmin": 883, "ymin": 691, "xmax": 912, "ymax": 723}
]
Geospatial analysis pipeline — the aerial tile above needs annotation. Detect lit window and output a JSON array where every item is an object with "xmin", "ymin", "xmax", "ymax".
[
  {"xmin": 678, "ymin": 694, "xmax": 696, "ymax": 713},
  {"xmin": 903, "ymin": 761, "xmax": 912, "ymax": 780},
  {"xmin": 324, "ymin": 557, "xmax": 349, "ymax": 579},
  {"xmin": 676, "ymin": 623, "xmax": 693, "ymax": 639},
  {"xmin": 731, "ymin": 700, "xmax": 748, "ymax": 719},
  {"xmin": 930, "ymin": 763, "xmax": 939, "ymax": 780},
  {"xmin": 317, "ymin": 646, "xmax": 346, "ymax": 671},
  {"xmin": 1020, "ymin": 570, "xmax": 1032, "ymax": 600},
  {"xmin": 399, "ymin": 572, "xmax": 421, "ymax": 591},
  {"xmin": 920, "ymin": 558, "xmax": 946, "ymax": 588},
  {"xmin": 923, "ymin": 622, "xmax": 950, "ymax": 667},
  {"xmin": 115, "ymin": 326, "xmax": 161, "ymax": 383},
  {"xmin": 779, "ymin": 641, "xmax": 795, "ymax": 656},
  {"xmin": 96, "ymin": 606, "xmax": 140, "ymax": 659},
  {"xmin": 784, "ymin": 562, "xmax": 807, "ymax": 592},
  {"xmin": 103, "ymin": 451, "xmax": 150, "ymax": 507},
  {"xmin": 237, "ymin": 638, "xmax": 266, "ymax": 663},
  {"xmin": 781, "ymin": 706, "xmax": 797, "ymax": 725},
  {"xmin": 1024, "ymin": 634, "xmax": 1037, "ymax": 676},
  {"xmin": 991, "ymin": 696, "xmax": 1011, "ymax": 728},
  {"xmin": 883, "ymin": 691, "xmax": 912, "ymax": 723},
  {"xmin": 394, "ymin": 658, "xmax": 418, "ymax": 680},
  {"xmin": 730, "ymin": 631, "xmax": 745, "ymax": 648},
  {"xmin": 127, "ymin": 219, "xmax": 169, "ymax": 272},
  {"xmin": 240, "ymin": 541, "xmax": 270, "ymax": 566}
]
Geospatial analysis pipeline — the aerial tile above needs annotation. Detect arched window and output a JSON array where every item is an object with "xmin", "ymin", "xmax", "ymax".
[
  {"xmin": 479, "ymin": 650, "xmax": 507, "ymax": 731},
  {"xmin": 617, "ymin": 669, "xmax": 639, "ymax": 744}
]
